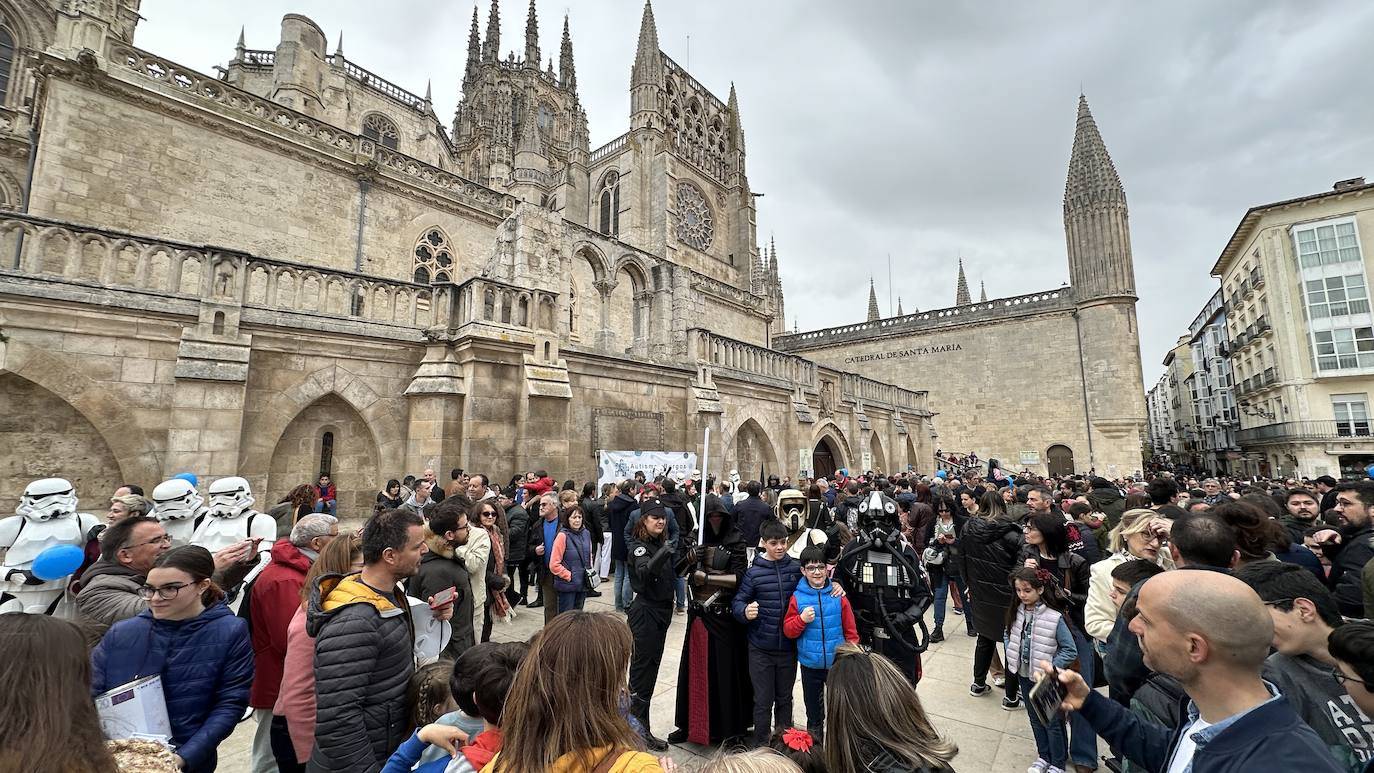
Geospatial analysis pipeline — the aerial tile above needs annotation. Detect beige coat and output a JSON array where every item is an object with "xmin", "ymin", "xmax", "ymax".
[{"xmin": 455, "ymin": 526, "xmax": 491, "ymax": 635}]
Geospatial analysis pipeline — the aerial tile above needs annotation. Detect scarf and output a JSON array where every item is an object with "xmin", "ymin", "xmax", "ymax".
[{"xmin": 486, "ymin": 523, "xmax": 512, "ymax": 619}]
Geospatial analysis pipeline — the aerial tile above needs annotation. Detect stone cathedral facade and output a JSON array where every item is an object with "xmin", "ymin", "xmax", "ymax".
[
  {"xmin": 0, "ymin": 0, "xmax": 934, "ymax": 514},
  {"xmin": 777, "ymin": 97, "xmax": 1148, "ymax": 478}
]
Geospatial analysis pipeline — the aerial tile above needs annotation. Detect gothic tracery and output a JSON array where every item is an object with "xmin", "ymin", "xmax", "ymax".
[{"xmin": 675, "ymin": 181, "xmax": 713, "ymax": 251}]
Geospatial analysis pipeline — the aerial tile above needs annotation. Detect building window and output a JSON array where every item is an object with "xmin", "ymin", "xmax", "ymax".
[
  {"xmin": 1295, "ymin": 221, "xmax": 1360, "ymax": 268},
  {"xmin": 1304, "ymin": 273, "xmax": 1370, "ymax": 319},
  {"xmin": 1332, "ymin": 394, "xmax": 1371, "ymax": 437},
  {"xmin": 362, "ymin": 113, "xmax": 400, "ymax": 150},
  {"xmin": 1313, "ymin": 327, "xmax": 1374, "ymax": 371},
  {"xmin": 319, "ymin": 431, "xmax": 335, "ymax": 476},
  {"xmin": 675, "ymin": 180, "xmax": 713, "ymax": 251},
  {"xmin": 413, "ymin": 228, "xmax": 454, "ymax": 284},
  {"xmin": 0, "ymin": 27, "xmax": 13, "ymax": 106},
  {"xmin": 598, "ymin": 172, "xmax": 620, "ymax": 237}
]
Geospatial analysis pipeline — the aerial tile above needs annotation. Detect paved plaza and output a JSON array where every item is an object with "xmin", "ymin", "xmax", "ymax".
[{"xmin": 218, "ymin": 590, "xmax": 1041, "ymax": 772}]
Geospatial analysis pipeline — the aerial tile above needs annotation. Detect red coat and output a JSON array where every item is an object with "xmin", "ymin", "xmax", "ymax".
[
  {"xmin": 520, "ymin": 476, "xmax": 556, "ymax": 497},
  {"xmin": 248, "ymin": 539, "xmax": 312, "ymax": 708}
]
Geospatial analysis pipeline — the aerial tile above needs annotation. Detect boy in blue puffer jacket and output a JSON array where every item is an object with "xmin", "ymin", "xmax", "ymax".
[
  {"xmin": 783, "ymin": 546, "xmax": 859, "ymax": 740},
  {"xmin": 733, "ymin": 519, "xmax": 802, "ymax": 747}
]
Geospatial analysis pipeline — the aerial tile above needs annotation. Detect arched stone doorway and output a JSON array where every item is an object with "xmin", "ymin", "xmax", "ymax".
[
  {"xmin": 813, "ymin": 436, "xmax": 841, "ymax": 480},
  {"xmin": 729, "ymin": 418, "xmax": 779, "ymax": 484},
  {"xmin": 869, "ymin": 432, "xmax": 887, "ymax": 474},
  {"xmin": 268, "ymin": 394, "xmax": 380, "ymax": 522},
  {"xmin": 0, "ymin": 373, "xmax": 122, "ymax": 513},
  {"xmin": 905, "ymin": 435, "xmax": 918, "ymax": 472},
  {"xmin": 1047, "ymin": 444, "xmax": 1075, "ymax": 477}
]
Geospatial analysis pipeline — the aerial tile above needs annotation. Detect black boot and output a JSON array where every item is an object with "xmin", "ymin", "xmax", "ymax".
[
  {"xmin": 632, "ymin": 696, "xmax": 669, "ymax": 752},
  {"xmin": 929, "ymin": 625, "xmax": 945, "ymax": 643},
  {"xmin": 526, "ymin": 596, "xmax": 544, "ymax": 608}
]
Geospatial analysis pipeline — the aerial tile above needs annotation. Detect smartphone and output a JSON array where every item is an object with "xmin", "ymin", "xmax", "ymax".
[
  {"xmin": 1028, "ymin": 666, "xmax": 1065, "ymax": 727},
  {"xmin": 429, "ymin": 586, "xmax": 456, "ymax": 608}
]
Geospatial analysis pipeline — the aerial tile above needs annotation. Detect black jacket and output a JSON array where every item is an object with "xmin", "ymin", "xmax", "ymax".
[
  {"xmin": 306, "ymin": 573, "xmax": 414, "ymax": 773},
  {"xmin": 834, "ymin": 494, "xmax": 863, "ymax": 530},
  {"xmin": 1016, "ymin": 545, "xmax": 1091, "ymax": 632},
  {"xmin": 733, "ymin": 495, "xmax": 773, "ymax": 547},
  {"xmin": 1089, "ymin": 485, "xmax": 1127, "ymax": 529},
  {"xmin": 581, "ymin": 496, "xmax": 606, "ymax": 547},
  {"xmin": 958, "ymin": 516, "xmax": 1023, "ymax": 640},
  {"xmin": 503, "ymin": 503, "xmax": 530, "ymax": 564},
  {"xmin": 1322, "ymin": 523, "xmax": 1374, "ymax": 617},
  {"xmin": 628, "ymin": 534, "xmax": 676, "ymax": 605},
  {"xmin": 608, "ymin": 493, "xmax": 638, "ymax": 561},
  {"xmin": 660, "ymin": 491, "xmax": 694, "ymax": 537},
  {"xmin": 406, "ymin": 536, "xmax": 475, "ymax": 659}
]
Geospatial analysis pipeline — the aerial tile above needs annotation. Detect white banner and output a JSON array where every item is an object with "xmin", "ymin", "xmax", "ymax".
[
  {"xmin": 798, "ymin": 448, "xmax": 813, "ymax": 480},
  {"xmin": 597, "ymin": 450, "xmax": 699, "ymax": 489}
]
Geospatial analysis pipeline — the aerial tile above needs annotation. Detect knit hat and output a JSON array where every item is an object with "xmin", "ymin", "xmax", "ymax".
[{"xmin": 1089, "ymin": 476, "xmax": 1113, "ymax": 489}]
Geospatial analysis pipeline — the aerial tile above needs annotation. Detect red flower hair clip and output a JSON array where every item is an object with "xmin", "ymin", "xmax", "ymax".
[{"xmin": 781, "ymin": 728, "xmax": 814, "ymax": 753}]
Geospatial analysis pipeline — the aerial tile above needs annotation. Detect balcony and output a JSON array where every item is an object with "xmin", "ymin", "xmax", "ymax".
[
  {"xmin": 1256, "ymin": 315, "xmax": 1271, "ymax": 336},
  {"xmin": 1236, "ymin": 420, "xmax": 1374, "ymax": 445},
  {"xmin": 1262, "ymin": 366, "xmax": 1278, "ymax": 386},
  {"xmin": 1251, "ymin": 266, "xmax": 1265, "ymax": 287}
]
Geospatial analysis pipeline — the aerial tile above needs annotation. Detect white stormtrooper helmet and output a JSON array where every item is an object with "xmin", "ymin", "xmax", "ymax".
[
  {"xmin": 152, "ymin": 478, "xmax": 205, "ymax": 521},
  {"xmin": 16, "ymin": 478, "xmax": 78, "ymax": 522},
  {"xmin": 206, "ymin": 476, "xmax": 255, "ymax": 518}
]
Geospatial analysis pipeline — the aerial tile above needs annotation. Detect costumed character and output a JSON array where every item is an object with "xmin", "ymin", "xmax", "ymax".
[
  {"xmin": 728, "ymin": 470, "xmax": 747, "ymax": 507},
  {"xmin": 776, "ymin": 488, "xmax": 832, "ymax": 560},
  {"xmin": 669, "ymin": 496, "xmax": 751, "ymax": 746},
  {"xmin": 151, "ymin": 477, "xmax": 206, "ymax": 548},
  {"xmin": 834, "ymin": 489, "xmax": 933, "ymax": 685},
  {"xmin": 0, "ymin": 478, "xmax": 101, "ymax": 614},
  {"xmin": 194, "ymin": 476, "xmax": 278, "ymax": 600}
]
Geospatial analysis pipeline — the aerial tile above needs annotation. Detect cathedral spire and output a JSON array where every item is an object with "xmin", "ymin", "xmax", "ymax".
[
  {"xmin": 465, "ymin": 5, "xmax": 481, "ymax": 78},
  {"xmin": 727, "ymin": 81, "xmax": 746, "ymax": 152},
  {"xmin": 235, "ymin": 26, "xmax": 245, "ymax": 56},
  {"xmin": 979, "ymin": 280, "xmax": 987, "ymax": 303},
  {"xmin": 334, "ymin": 30, "xmax": 344, "ymax": 57},
  {"xmin": 483, "ymin": 0, "xmax": 500, "ymax": 62},
  {"xmin": 559, "ymin": 13, "xmax": 577, "ymax": 92},
  {"xmin": 632, "ymin": 0, "xmax": 661, "ymax": 85},
  {"xmin": 517, "ymin": 102, "xmax": 541, "ymax": 154},
  {"xmin": 523, "ymin": 0, "xmax": 540, "ymax": 67},
  {"xmin": 897, "ymin": 297, "xmax": 904, "ymax": 316},
  {"xmin": 1064, "ymin": 94, "xmax": 1135, "ymax": 301},
  {"xmin": 867, "ymin": 279, "xmax": 880, "ymax": 322},
  {"xmin": 955, "ymin": 259, "xmax": 972, "ymax": 306}
]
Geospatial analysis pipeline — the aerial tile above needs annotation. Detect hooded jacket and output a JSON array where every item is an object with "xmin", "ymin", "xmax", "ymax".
[
  {"xmin": 74, "ymin": 558, "xmax": 148, "ymax": 645},
  {"xmin": 248, "ymin": 538, "xmax": 314, "ymax": 709},
  {"xmin": 958, "ymin": 515, "xmax": 1024, "ymax": 640},
  {"xmin": 407, "ymin": 534, "xmax": 475, "ymax": 659},
  {"xmin": 91, "ymin": 603, "xmax": 253, "ymax": 773},
  {"xmin": 503, "ymin": 502, "xmax": 531, "ymax": 564},
  {"xmin": 1321, "ymin": 522, "xmax": 1374, "ymax": 618},
  {"xmin": 1088, "ymin": 484, "xmax": 1127, "ymax": 529},
  {"xmin": 519, "ymin": 476, "xmax": 556, "ymax": 498},
  {"xmin": 400, "ymin": 493, "xmax": 436, "ymax": 521},
  {"xmin": 607, "ymin": 493, "xmax": 639, "ymax": 562},
  {"xmin": 306, "ymin": 573, "xmax": 414, "ymax": 773},
  {"xmin": 732, "ymin": 553, "xmax": 803, "ymax": 652}
]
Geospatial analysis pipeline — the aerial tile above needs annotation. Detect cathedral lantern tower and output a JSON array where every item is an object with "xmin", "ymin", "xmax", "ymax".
[{"xmin": 1063, "ymin": 95, "xmax": 1147, "ymax": 474}]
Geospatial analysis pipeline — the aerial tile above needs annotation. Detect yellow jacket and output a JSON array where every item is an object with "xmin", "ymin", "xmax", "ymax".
[{"xmin": 480, "ymin": 746, "xmax": 664, "ymax": 773}]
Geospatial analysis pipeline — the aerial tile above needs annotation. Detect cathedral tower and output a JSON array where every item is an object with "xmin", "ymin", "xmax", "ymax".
[{"xmin": 1064, "ymin": 95, "xmax": 1146, "ymax": 475}]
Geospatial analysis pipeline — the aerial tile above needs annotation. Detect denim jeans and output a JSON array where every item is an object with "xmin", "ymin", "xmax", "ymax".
[
  {"xmin": 931, "ymin": 571, "xmax": 969, "ymax": 627},
  {"xmin": 614, "ymin": 559, "xmax": 635, "ymax": 610},
  {"xmin": 312, "ymin": 499, "xmax": 336, "ymax": 516},
  {"xmin": 557, "ymin": 590, "xmax": 586, "ymax": 614},
  {"xmin": 674, "ymin": 575, "xmax": 687, "ymax": 610},
  {"xmin": 1068, "ymin": 627, "xmax": 1099, "ymax": 768},
  {"xmin": 1019, "ymin": 675, "xmax": 1067, "ymax": 767}
]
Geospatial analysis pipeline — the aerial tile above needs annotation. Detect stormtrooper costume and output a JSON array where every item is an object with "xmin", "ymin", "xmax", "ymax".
[
  {"xmin": 193, "ymin": 477, "xmax": 278, "ymax": 599},
  {"xmin": 151, "ymin": 478, "xmax": 207, "ymax": 548},
  {"xmin": 0, "ymin": 478, "xmax": 101, "ymax": 614},
  {"xmin": 834, "ymin": 489, "xmax": 934, "ymax": 684}
]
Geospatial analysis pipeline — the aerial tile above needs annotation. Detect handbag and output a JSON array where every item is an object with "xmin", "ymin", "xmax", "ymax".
[
  {"xmin": 571, "ymin": 534, "xmax": 600, "ymax": 591},
  {"xmin": 922, "ymin": 542, "xmax": 947, "ymax": 566}
]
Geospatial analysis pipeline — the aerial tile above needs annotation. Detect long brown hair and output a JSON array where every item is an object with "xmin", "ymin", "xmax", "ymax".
[
  {"xmin": 824, "ymin": 644, "xmax": 957, "ymax": 772},
  {"xmin": 287, "ymin": 483, "xmax": 318, "ymax": 512},
  {"xmin": 493, "ymin": 612, "xmax": 642, "ymax": 771},
  {"xmin": 0, "ymin": 615, "xmax": 119, "ymax": 773},
  {"xmin": 299, "ymin": 532, "xmax": 363, "ymax": 607}
]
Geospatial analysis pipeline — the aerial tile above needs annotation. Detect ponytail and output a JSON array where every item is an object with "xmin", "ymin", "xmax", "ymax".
[{"xmin": 152, "ymin": 545, "xmax": 223, "ymax": 607}]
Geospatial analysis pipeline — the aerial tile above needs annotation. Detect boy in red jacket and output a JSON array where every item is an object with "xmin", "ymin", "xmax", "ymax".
[{"xmin": 784, "ymin": 546, "xmax": 859, "ymax": 740}]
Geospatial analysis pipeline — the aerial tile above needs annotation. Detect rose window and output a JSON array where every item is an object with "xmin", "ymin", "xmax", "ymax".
[{"xmin": 675, "ymin": 182, "xmax": 713, "ymax": 251}]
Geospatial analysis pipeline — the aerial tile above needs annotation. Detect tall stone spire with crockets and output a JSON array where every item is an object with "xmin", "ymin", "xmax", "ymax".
[
  {"xmin": 1064, "ymin": 94, "xmax": 1135, "ymax": 302},
  {"xmin": 523, "ymin": 0, "xmax": 540, "ymax": 68},
  {"xmin": 630, "ymin": 1, "xmax": 662, "ymax": 130},
  {"xmin": 482, "ymin": 0, "xmax": 500, "ymax": 62},
  {"xmin": 979, "ymin": 280, "xmax": 987, "ymax": 303},
  {"xmin": 867, "ymin": 279, "xmax": 880, "ymax": 322},
  {"xmin": 559, "ymin": 13, "xmax": 576, "ymax": 92},
  {"xmin": 955, "ymin": 258, "xmax": 972, "ymax": 306},
  {"xmin": 465, "ymin": 6, "xmax": 481, "ymax": 80}
]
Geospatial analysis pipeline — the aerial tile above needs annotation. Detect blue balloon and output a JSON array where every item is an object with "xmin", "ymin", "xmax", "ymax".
[
  {"xmin": 31, "ymin": 544, "xmax": 86, "ymax": 581},
  {"xmin": 173, "ymin": 472, "xmax": 199, "ymax": 488},
  {"xmin": 935, "ymin": 470, "xmax": 948, "ymax": 479},
  {"xmin": 1366, "ymin": 465, "xmax": 1374, "ymax": 480}
]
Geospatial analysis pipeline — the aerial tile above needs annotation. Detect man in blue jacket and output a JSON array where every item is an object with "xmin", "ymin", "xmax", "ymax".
[{"xmin": 1050, "ymin": 570, "xmax": 1342, "ymax": 773}]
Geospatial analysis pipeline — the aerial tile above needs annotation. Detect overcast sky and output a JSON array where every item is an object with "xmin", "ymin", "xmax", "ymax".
[{"xmin": 134, "ymin": 0, "xmax": 1374, "ymax": 387}]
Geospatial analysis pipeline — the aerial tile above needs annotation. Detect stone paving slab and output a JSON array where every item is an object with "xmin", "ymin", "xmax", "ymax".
[{"xmin": 217, "ymin": 591, "xmax": 1044, "ymax": 771}]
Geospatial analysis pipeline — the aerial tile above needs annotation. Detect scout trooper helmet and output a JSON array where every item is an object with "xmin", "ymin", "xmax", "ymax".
[{"xmin": 16, "ymin": 478, "xmax": 79, "ymax": 522}]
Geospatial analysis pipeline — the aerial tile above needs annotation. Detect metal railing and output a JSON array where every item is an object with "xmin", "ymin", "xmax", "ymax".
[{"xmin": 1237, "ymin": 420, "xmax": 1373, "ymax": 444}]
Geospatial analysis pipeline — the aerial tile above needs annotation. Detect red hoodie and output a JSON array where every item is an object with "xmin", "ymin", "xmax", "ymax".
[
  {"xmin": 248, "ymin": 539, "xmax": 312, "ymax": 708},
  {"xmin": 520, "ymin": 476, "xmax": 556, "ymax": 497}
]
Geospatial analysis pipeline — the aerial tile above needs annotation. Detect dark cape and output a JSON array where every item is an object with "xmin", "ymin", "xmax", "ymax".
[{"xmin": 672, "ymin": 511, "xmax": 753, "ymax": 745}]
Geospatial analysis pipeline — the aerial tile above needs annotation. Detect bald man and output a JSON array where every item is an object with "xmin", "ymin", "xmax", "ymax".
[{"xmin": 1051, "ymin": 571, "xmax": 1340, "ymax": 773}]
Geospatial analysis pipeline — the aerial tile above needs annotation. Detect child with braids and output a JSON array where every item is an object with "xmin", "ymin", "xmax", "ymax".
[{"xmin": 1004, "ymin": 566, "xmax": 1079, "ymax": 773}]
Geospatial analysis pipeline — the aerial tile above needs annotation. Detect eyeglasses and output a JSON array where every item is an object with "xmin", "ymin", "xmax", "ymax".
[
  {"xmin": 136, "ymin": 582, "xmax": 193, "ymax": 600},
  {"xmin": 121, "ymin": 534, "xmax": 172, "ymax": 550},
  {"xmin": 1261, "ymin": 598, "xmax": 1295, "ymax": 608},
  {"xmin": 1332, "ymin": 668, "xmax": 1373, "ymax": 690},
  {"xmin": 803, "ymin": 564, "xmax": 828, "ymax": 573}
]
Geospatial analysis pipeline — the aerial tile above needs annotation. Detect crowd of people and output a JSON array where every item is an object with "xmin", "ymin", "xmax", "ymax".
[{"xmin": 2, "ymin": 462, "xmax": 1374, "ymax": 773}]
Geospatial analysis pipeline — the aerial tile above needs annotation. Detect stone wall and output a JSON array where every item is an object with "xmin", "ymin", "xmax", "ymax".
[{"xmin": 0, "ymin": 372, "xmax": 122, "ymax": 513}]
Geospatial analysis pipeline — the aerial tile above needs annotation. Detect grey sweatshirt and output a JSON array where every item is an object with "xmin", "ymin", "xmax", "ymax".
[{"xmin": 1263, "ymin": 652, "xmax": 1374, "ymax": 772}]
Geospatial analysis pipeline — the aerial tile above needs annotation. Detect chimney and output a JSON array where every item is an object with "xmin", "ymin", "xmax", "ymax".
[{"xmin": 1334, "ymin": 176, "xmax": 1366, "ymax": 191}]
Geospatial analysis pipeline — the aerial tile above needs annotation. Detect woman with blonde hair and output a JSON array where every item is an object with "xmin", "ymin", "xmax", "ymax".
[
  {"xmin": 1084, "ymin": 508, "xmax": 1172, "ymax": 644},
  {"xmin": 823, "ymin": 644, "xmax": 957, "ymax": 772},
  {"xmin": 487, "ymin": 611, "xmax": 667, "ymax": 772}
]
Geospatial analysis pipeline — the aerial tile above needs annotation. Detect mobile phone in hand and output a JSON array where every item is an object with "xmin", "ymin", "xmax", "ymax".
[
  {"xmin": 429, "ymin": 586, "xmax": 456, "ymax": 608},
  {"xmin": 1028, "ymin": 666, "xmax": 1065, "ymax": 726}
]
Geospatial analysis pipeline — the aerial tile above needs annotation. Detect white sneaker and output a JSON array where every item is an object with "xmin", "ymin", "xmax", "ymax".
[
  {"xmin": 1046, "ymin": 767, "xmax": 1067, "ymax": 773},
  {"xmin": 993, "ymin": 674, "xmax": 1007, "ymax": 687},
  {"xmin": 1026, "ymin": 761, "xmax": 1049, "ymax": 773}
]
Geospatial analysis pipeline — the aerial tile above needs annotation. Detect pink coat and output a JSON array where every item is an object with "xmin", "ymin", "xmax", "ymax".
[{"xmin": 272, "ymin": 606, "xmax": 316, "ymax": 764}]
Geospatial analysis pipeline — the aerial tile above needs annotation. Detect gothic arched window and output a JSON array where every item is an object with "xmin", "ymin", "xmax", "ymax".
[
  {"xmin": 598, "ymin": 171, "xmax": 620, "ymax": 237},
  {"xmin": 675, "ymin": 181, "xmax": 713, "ymax": 251},
  {"xmin": 413, "ymin": 227, "xmax": 454, "ymax": 284},
  {"xmin": 0, "ymin": 27, "xmax": 13, "ymax": 106},
  {"xmin": 319, "ymin": 431, "xmax": 334, "ymax": 476},
  {"xmin": 362, "ymin": 113, "xmax": 400, "ymax": 150}
]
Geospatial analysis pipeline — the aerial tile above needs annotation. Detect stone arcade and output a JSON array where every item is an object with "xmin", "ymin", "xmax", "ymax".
[{"xmin": 0, "ymin": 1, "xmax": 935, "ymax": 513}]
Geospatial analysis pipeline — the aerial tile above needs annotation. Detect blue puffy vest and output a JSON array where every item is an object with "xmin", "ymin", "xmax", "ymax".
[{"xmin": 793, "ymin": 579, "xmax": 845, "ymax": 670}]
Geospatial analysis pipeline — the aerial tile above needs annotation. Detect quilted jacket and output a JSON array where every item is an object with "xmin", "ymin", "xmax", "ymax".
[
  {"xmin": 732, "ymin": 553, "xmax": 802, "ymax": 652},
  {"xmin": 91, "ymin": 602, "xmax": 253, "ymax": 773},
  {"xmin": 306, "ymin": 573, "xmax": 414, "ymax": 773},
  {"xmin": 958, "ymin": 515, "xmax": 1024, "ymax": 640},
  {"xmin": 74, "ymin": 559, "xmax": 148, "ymax": 645}
]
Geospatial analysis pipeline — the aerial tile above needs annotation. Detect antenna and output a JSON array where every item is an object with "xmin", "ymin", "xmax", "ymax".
[
  {"xmin": 686, "ymin": 34, "xmax": 690, "ymax": 70},
  {"xmin": 887, "ymin": 253, "xmax": 893, "ymax": 315}
]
